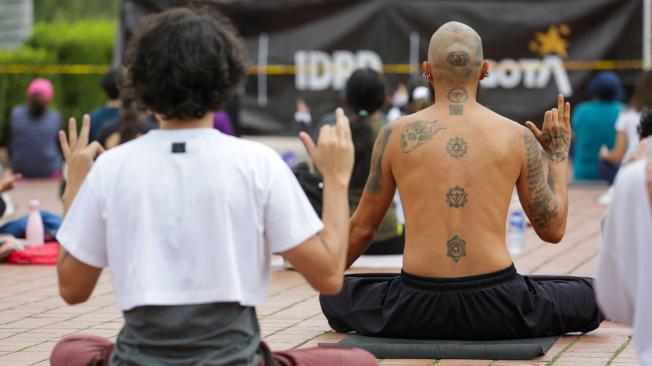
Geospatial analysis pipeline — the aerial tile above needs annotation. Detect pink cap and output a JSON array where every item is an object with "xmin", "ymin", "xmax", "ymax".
[{"xmin": 27, "ymin": 78, "xmax": 54, "ymax": 103}]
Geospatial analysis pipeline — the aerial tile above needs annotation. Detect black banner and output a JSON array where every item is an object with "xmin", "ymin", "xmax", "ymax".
[{"xmin": 121, "ymin": 0, "xmax": 645, "ymax": 134}]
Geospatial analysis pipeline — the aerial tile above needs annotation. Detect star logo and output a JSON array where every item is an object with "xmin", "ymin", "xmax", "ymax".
[
  {"xmin": 528, "ymin": 24, "xmax": 571, "ymax": 57},
  {"xmin": 446, "ymin": 186, "xmax": 468, "ymax": 208}
]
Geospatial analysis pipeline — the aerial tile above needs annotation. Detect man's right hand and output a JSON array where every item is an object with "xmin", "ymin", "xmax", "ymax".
[
  {"xmin": 299, "ymin": 108, "xmax": 354, "ymax": 186},
  {"xmin": 525, "ymin": 94, "xmax": 571, "ymax": 162}
]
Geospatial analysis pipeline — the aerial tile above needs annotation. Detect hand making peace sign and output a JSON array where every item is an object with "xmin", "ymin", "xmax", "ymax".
[{"xmin": 58, "ymin": 114, "xmax": 105, "ymax": 192}]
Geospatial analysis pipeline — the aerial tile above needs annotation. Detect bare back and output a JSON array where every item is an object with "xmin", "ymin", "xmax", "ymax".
[
  {"xmin": 389, "ymin": 103, "xmax": 523, "ymax": 277},
  {"xmin": 347, "ymin": 21, "xmax": 570, "ymax": 277}
]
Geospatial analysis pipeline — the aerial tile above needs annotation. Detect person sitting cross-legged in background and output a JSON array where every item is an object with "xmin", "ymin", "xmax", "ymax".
[
  {"xmin": 9, "ymin": 78, "xmax": 63, "ymax": 178},
  {"xmin": 346, "ymin": 68, "xmax": 404, "ymax": 255},
  {"xmin": 320, "ymin": 21, "xmax": 603, "ymax": 340},
  {"xmin": 572, "ymin": 71, "xmax": 624, "ymax": 182},
  {"xmin": 50, "ymin": 8, "xmax": 376, "ymax": 366},
  {"xmin": 599, "ymin": 70, "xmax": 652, "ymax": 183}
]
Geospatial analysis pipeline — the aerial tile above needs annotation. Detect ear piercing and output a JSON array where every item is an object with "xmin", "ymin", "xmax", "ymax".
[
  {"xmin": 421, "ymin": 72, "xmax": 431, "ymax": 80},
  {"xmin": 483, "ymin": 72, "xmax": 489, "ymax": 77}
]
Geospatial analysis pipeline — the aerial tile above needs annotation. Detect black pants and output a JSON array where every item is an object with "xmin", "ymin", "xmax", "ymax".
[{"xmin": 320, "ymin": 264, "xmax": 603, "ymax": 340}]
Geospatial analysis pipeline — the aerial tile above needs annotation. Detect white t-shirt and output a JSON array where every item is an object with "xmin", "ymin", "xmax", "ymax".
[
  {"xmin": 57, "ymin": 128, "xmax": 323, "ymax": 311},
  {"xmin": 615, "ymin": 108, "xmax": 641, "ymax": 158},
  {"xmin": 597, "ymin": 159, "xmax": 652, "ymax": 365}
]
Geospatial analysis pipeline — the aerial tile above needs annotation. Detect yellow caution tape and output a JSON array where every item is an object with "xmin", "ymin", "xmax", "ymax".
[{"xmin": 0, "ymin": 60, "xmax": 648, "ymax": 75}]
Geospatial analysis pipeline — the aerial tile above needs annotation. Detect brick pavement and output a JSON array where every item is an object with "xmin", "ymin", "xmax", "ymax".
[{"xmin": 0, "ymin": 179, "xmax": 638, "ymax": 366}]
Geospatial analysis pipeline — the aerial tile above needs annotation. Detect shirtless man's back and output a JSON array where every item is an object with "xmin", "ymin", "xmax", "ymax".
[
  {"xmin": 320, "ymin": 21, "xmax": 603, "ymax": 340},
  {"xmin": 395, "ymin": 104, "xmax": 525, "ymax": 277}
]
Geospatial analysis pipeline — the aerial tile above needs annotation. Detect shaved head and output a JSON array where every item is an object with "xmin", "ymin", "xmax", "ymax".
[{"xmin": 427, "ymin": 22, "xmax": 483, "ymax": 82}]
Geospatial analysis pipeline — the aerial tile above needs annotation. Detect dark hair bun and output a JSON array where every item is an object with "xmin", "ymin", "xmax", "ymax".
[{"xmin": 345, "ymin": 68, "xmax": 387, "ymax": 116}]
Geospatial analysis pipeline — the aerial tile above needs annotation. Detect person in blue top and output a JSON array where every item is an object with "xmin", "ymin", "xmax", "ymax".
[
  {"xmin": 571, "ymin": 71, "xmax": 624, "ymax": 181},
  {"xmin": 89, "ymin": 69, "xmax": 123, "ymax": 141}
]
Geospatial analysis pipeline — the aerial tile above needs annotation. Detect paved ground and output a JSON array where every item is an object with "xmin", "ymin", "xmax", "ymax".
[{"xmin": 0, "ymin": 177, "xmax": 640, "ymax": 365}]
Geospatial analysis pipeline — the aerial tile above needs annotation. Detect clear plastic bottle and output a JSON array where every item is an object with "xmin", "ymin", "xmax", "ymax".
[
  {"xmin": 26, "ymin": 200, "xmax": 44, "ymax": 246},
  {"xmin": 507, "ymin": 195, "xmax": 526, "ymax": 254}
]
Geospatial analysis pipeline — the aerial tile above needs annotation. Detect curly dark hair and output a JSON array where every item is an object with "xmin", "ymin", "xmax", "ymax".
[{"xmin": 126, "ymin": 7, "xmax": 246, "ymax": 121}]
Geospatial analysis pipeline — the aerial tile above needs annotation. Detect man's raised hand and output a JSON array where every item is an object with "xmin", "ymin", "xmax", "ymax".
[
  {"xmin": 299, "ymin": 108, "xmax": 354, "ymax": 186},
  {"xmin": 58, "ymin": 114, "xmax": 105, "ymax": 190},
  {"xmin": 525, "ymin": 94, "xmax": 571, "ymax": 162}
]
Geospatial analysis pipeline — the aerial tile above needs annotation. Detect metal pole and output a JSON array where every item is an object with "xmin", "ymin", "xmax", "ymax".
[
  {"xmin": 409, "ymin": 32, "xmax": 420, "ymax": 74},
  {"xmin": 257, "ymin": 33, "xmax": 269, "ymax": 107},
  {"xmin": 644, "ymin": 0, "xmax": 651, "ymax": 70}
]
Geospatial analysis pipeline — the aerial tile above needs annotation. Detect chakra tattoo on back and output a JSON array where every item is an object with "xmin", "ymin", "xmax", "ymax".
[
  {"xmin": 447, "ymin": 87, "xmax": 468, "ymax": 103},
  {"xmin": 447, "ymin": 234, "xmax": 467, "ymax": 262},
  {"xmin": 400, "ymin": 120, "xmax": 446, "ymax": 153},
  {"xmin": 446, "ymin": 137, "xmax": 468, "ymax": 158},
  {"xmin": 446, "ymin": 186, "xmax": 468, "ymax": 208},
  {"xmin": 447, "ymin": 86, "xmax": 468, "ymax": 116}
]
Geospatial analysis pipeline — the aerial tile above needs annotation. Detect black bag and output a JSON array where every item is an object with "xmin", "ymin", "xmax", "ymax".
[{"xmin": 292, "ymin": 162, "xmax": 323, "ymax": 217}]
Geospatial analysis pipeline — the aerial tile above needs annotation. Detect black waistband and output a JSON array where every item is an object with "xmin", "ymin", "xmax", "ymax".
[{"xmin": 400, "ymin": 264, "xmax": 517, "ymax": 291}]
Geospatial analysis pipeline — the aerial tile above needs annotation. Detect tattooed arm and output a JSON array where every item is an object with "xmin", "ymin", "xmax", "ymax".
[
  {"xmin": 516, "ymin": 95, "xmax": 571, "ymax": 243},
  {"xmin": 347, "ymin": 123, "xmax": 397, "ymax": 268}
]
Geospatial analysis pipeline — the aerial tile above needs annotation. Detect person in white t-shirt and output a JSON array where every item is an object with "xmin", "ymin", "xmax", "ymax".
[
  {"xmin": 597, "ymin": 154, "xmax": 652, "ymax": 365},
  {"xmin": 599, "ymin": 71, "xmax": 652, "ymax": 183},
  {"xmin": 49, "ymin": 8, "xmax": 377, "ymax": 366}
]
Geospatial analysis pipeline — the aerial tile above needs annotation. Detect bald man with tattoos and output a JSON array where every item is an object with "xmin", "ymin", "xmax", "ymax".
[{"xmin": 320, "ymin": 22, "xmax": 603, "ymax": 340}]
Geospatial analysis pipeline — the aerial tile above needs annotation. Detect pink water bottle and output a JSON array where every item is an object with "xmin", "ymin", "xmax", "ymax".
[{"xmin": 26, "ymin": 200, "xmax": 44, "ymax": 246}]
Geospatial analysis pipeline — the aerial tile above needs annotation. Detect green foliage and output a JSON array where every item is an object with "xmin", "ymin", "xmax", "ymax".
[
  {"xmin": 34, "ymin": 0, "xmax": 119, "ymax": 22},
  {"xmin": 0, "ymin": 19, "xmax": 116, "ymax": 143}
]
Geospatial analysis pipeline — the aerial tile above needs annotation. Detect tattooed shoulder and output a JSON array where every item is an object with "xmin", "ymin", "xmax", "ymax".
[
  {"xmin": 400, "ymin": 120, "xmax": 446, "ymax": 153},
  {"xmin": 365, "ymin": 124, "xmax": 394, "ymax": 195}
]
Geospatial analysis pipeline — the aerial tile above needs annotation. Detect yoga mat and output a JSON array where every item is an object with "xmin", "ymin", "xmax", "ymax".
[{"xmin": 319, "ymin": 334, "xmax": 559, "ymax": 360}]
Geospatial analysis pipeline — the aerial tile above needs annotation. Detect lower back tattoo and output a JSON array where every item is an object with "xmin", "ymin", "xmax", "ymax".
[
  {"xmin": 365, "ymin": 125, "xmax": 393, "ymax": 195},
  {"xmin": 447, "ymin": 234, "xmax": 467, "ymax": 262},
  {"xmin": 400, "ymin": 120, "xmax": 446, "ymax": 153},
  {"xmin": 524, "ymin": 130, "xmax": 560, "ymax": 229}
]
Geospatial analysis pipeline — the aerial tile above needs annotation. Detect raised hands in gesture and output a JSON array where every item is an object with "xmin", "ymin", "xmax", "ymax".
[
  {"xmin": 299, "ymin": 108, "xmax": 354, "ymax": 186},
  {"xmin": 58, "ymin": 114, "xmax": 104, "ymax": 210},
  {"xmin": 525, "ymin": 94, "xmax": 571, "ymax": 163}
]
